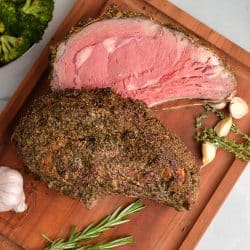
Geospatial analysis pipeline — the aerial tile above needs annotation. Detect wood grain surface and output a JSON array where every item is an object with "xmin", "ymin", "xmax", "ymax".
[
  {"xmin": 0, "ymin": 0, "xmax": 249, "ymax": 249},
  {"xmin": 0, "ymin": 233, "xmax": 23, "ymax": 250}
]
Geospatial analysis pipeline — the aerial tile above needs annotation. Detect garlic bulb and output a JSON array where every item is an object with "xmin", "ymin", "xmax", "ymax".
[
  {"xmin": 229, "ymin": 97, "xmax": 249, "ymax": 119},
  {"xmin": 0, "ymin": 166, "xmax": 27, "ymax": 213},
  {"xmin": 202, "ymin": 142, "xmax": 217, "ymax": 165},
  {"xmin": 214, "ymin": 117, "xmax": 232, "ymax": 137}
]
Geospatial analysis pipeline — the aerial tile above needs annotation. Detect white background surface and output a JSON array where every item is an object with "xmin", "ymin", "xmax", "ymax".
[
  {"xmin": 0, "ymin": 1, "xmax": 250, "ymax": 249},
  {"xmin": 169, "ymin": 1, "xmax": 250, "ymax": 250}
]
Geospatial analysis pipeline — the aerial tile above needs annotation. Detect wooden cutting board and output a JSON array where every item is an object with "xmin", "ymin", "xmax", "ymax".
[{"xmin": 0, "ymin": 0, "xmax": 249, "ymax": 249}]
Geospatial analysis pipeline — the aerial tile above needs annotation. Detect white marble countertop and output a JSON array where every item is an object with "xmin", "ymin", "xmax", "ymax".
[{"xmin": 0, "ymin": 1, "xmax": 249, "ymax": 249}]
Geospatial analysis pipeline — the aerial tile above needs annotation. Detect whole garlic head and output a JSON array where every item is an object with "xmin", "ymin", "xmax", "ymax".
[{"xmin": 0, "ymin": 166, "xmax": 27, "ymax": 213}]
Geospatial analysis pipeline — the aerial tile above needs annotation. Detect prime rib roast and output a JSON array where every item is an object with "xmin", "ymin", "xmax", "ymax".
[
  {"xmin": 50, "ymin": 11, "xmax": 236, "ymax": 107},
  {"xmin": 13, "ymin": 9, "xmax": 237, "ymax": 210},
  {"xmin": 12, "ymin": 89, "xmax": 199, "ymax": 211}
]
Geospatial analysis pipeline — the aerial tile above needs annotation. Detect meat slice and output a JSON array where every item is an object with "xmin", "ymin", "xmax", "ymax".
[
  {"xmin": 12, "ymin": 89, "xmax": 199, "ymax": 211},
  {"xmin": 51, "ymin": 17, "xmax": 236, "ymax": 107}
]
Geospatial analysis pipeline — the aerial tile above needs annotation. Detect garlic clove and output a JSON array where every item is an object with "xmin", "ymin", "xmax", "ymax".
[
  {"xmin": 229, "ymin": 97, "xmax": 249, "ymax": 119},
  {"xmin": 209, "ymin": 101, "xmax": 227, "ymax": 110},
  {"xmin": 214, "ymin": 116, "xmax": 232, "ymax": 137},
  {"xmin": 202, "ymin": 141, "xmax": 217, "ymax": 165}
]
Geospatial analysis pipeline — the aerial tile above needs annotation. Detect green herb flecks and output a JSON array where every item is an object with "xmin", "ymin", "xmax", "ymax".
[
  {"xmin": 43, "ymin": 200, "xmax": 145, "ymax": 250},
  {"xmin": 195, "ymin": 114, "xmax": 208, "ymax": 129},
  {"xmin": 195, "ymin": 104, "xmax": 250, "ymax": 162}
]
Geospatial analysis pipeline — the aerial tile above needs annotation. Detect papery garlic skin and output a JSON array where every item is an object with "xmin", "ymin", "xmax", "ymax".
[
  {"xmin": 229, "ymin": 97, "xmax": 249, "ymax": 119},
  {"xmin": 0, "ymin": 167, "xmax": 27, "ymax": 213}
]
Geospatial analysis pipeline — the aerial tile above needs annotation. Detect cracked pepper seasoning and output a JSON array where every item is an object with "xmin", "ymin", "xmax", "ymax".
[{"xmin": 12, "ymin": 88, "xmax": 199, "ymax": 211}]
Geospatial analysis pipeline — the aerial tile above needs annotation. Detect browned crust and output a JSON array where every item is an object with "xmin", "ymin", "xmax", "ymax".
[{"xmin": 12, "ymin": 88, "xmax": 200, "ymax": 211}]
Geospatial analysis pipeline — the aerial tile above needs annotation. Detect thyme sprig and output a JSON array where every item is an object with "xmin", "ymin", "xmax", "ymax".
[
  {"xmin": 195, "ymin": 105, "xmax": 250, "ymax": 162},
  {"xmin": 195, "ymin": 114, "xmax": 208, "ymax": 129},
  {"xmin": 43, "ymin": 200, "xmax": 144, "ymax": 250},
  {"xmin": 195, "ymin": 127, "xmax": 250, "ymax": 161},
  {"xmin": 204, "ymin": 104, "xmax": 250, "ymax": 141}
]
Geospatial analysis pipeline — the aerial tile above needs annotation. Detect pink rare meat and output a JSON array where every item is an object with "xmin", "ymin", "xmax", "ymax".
[{"xmin": 51, "ymin": 18, "xmax": 236, "ymax": 107}]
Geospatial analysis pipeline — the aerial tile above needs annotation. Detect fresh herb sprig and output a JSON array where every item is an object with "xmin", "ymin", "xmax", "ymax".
[
  {"xmin": 195, "ymin": 105, "xmax": 250, "ymax": 162},
  {"xmin": 74, "ymin": 236, "xmax": 133, "ymax": 250},
  {"xmin": 204, "ymin": 104, "xmax": 250, "ymax": 141},
  {"xmin": 43, "ymin": 200, "xmax": 145, "ymax": 250},
  {"xmin": 195, "ymin": 126, "xmax": 250, "ymax": 161}
]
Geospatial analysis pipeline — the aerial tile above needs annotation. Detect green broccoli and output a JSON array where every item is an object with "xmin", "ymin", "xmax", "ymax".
[
  {"xmin": 0, "ymin": 35, "xmax": 30, "ymax": 65},
  {"xmin": 9, "ymin": 0, "xmax": 26, "ymax": 4},
  {"xmin": 18, "ymin": 14, "xmax": 45, "ymax": 43},
  {"xmin": 0, "ymin": 23, "xmax": 5, "ymax": 33},
  {"xmin": 0, "ymin": 0, "xmax": 54, "ymax": 65},
  {"xmin": 21, "ymin": 0, "xmax": 54, "ymax": 25},
  {"xmin": 0, "ymin": 1, "xmax": 18, "ymax": 34},
  {"xmin": 4, "ymin": 0, "xmax": 26, "ymax": 7}
]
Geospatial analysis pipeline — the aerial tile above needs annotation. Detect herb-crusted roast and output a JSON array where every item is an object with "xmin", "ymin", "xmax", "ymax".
[
  {"xmin": 50, "ymin": 13, "xmax": 236, "ymax": 107},
  {"xmin": 12, "ymin": 89, "xmax": 199, "ymax": 211}
]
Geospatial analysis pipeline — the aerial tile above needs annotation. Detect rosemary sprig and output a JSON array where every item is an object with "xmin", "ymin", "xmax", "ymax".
[
  {"xmin": 75, "ymin": 236, "xmax": 133, "ymax": 250},
  {"xmin": 195, "ymin": 105, "xmax": 250, "ymax": 162},
  {"xmin": 43, "ymin": 200, "xmax": 144, "ymax": 250}
]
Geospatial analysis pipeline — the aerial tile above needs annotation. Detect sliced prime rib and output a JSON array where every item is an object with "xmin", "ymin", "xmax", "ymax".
[
  {"xmin": 50, "ymin": 16, "xmax": 236, "ymax": 107},
  {"xmin": 12, "ymin": 89, "xmax": 199, "ymax": 211}
]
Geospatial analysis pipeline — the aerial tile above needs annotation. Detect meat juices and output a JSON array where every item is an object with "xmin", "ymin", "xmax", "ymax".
[{"xmin": 51, "ymin": 18, "xmax": 236, "ymax": 106}]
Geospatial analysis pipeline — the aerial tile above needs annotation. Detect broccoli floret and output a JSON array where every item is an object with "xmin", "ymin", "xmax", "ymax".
[
  {"xmin": 0, "ymin": 23, "xmax": 5, "ymax": 33},
  {"xmin": 21, "ymin": 0, "xmax": 54, "ymax": 25},
  {"xmin": 9, "ymin": 0, "xmax": 26, "ymax": 4},
  {"xmin": 18, "ymin": 14, "xmax": 45, "ymax": 43},
  {"xmin": 0, "ymin": 35, "xmax": 30, "ymax": 65},
  {"xmin": 0, "ymin": 0, "xmax": 54, "ymax": 65},
  {"xmin": 4, "ymin": 0, "xmax": 26, "ymax": 7},
  {"xmin": 0, "ymin": 2, "xmax": 18, "ymax": 34}
]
